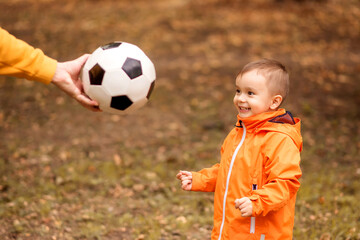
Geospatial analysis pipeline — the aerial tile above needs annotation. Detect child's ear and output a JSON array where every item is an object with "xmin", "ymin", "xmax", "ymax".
[{"xmin": 270, "ymin": 95, "xmax": 283, "ymax": 110}]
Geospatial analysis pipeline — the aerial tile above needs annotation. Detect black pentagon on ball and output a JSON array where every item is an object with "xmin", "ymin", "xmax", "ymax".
[
  {"xmin": 89, "ymin": 63, "xmax": 105, "ymax": 85},
  {"xmin": 110, "ymin": 95, "xmax": 133, "ymax": 110},
  {"xmin": 101, "ymin": 42, "xmax": 122, "ymax": 50},
  {"xmin": 147, "ymin": 81, "xmax": 155, "ymax": 99},
  {"xmin": 122, "ymin": 57, "xmax": 142, "ymax": 79}
]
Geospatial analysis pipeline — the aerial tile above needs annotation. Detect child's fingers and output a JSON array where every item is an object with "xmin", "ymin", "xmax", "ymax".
[
  {"xmin": 176, "ymin": 172, "xmax": 182, "ymax": 179},
  {"xmin": 180, "ymin": 176, "xmax": 192, "ymax": 182},
  {"xmin": 239, "ymin": 200, "xmax": 250, "ymax": 210},
  {"xmin": 240, "ymin": 205, "xmax": 252, "ymax": 217},
  {"xmin": 235, "ymin": 197, "xmax": 252, "ymax": 217},
  {"xmin": 180, "ymin": 170, "xmax": 192, "ymax": 177},
  {"xmin": 177, "ymin": 171, "xmax": 192, "ymax": 191},
  {"xmin": 234, "ymin": 197, "xmax": 248, "ymax": 209},
  {"xmin": 181, "ymin": 179, "xmax": 192, "ymax": 189},
  {"xmin": 182, "ymin": 179, "xmax": 191, "ymax": 186},
  {"xmin": 234, "ymin": 199, "xmax": 240, "ymax": 209},
  {"xmin": 177, "ymin": 170, "xmax": 192, "ymax": 179}
]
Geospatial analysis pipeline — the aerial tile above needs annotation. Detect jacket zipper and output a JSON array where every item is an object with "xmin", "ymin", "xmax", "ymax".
[
  {"xmin": 218, "ymin": 122, "xmax": 246, "ymax": 240},
  {"xmin": 250, "ymin": 184, "xmax": 257, "ymax": 233}
]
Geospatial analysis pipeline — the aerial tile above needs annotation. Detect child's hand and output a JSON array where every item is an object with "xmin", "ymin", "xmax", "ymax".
[
  {"xmin": 234, "ymin": 197, "xmax": 253, "ymax": 217},
  {"xmin": 176, "ymin": 170, "xmax": 192, "ymax": 191}
]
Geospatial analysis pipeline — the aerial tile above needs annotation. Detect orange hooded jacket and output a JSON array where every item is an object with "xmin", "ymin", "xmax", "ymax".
[
  {"xmin": 0, "ymin": 27, "xmax": 57, "ymax": 84},
  {"xmin": 191, "ymin": 109, "xmax": 302, "ymax": 240}
]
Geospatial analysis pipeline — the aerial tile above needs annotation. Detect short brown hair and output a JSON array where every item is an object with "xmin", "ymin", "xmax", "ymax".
[{"xmin": 239, "ymin": 58, "xmax": 289, "ymax": 102}]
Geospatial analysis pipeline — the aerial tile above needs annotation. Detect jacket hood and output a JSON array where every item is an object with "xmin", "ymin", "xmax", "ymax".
[{"xmin": 236, "ymin": 108, "xmax": 303, "ymax": 152}]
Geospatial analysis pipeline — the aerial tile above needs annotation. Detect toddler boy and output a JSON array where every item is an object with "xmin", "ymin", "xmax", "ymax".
[{"xmin": 177, "ymin": 59, "xmax": 302, "ymax": 240}]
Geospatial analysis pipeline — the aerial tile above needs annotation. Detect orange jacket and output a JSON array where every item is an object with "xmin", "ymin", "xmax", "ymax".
[
  {"xmin": 191, "ymin": 109, "xmax": 302, "ymax": 240},
  {"xmin": 0, "ymin": 27, "xmax": 57, "ymax": 84}
]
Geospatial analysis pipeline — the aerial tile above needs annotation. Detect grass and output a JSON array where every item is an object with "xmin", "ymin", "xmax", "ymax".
[
  {"xmin": 1, "ymin": 123, "xmax": 359, "ymax": 239},
  {"xmin": 1, "ymin": 139, "xmax": 359, "ymax": 239}
]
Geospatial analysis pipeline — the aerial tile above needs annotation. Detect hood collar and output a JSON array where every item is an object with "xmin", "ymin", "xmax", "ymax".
[
  {"xmin": 235, "ymin": 108, "xmax": 302, "ymax": 151},
  {"xmin": 236, "ymin": 109, "xmax": 288, "ymax": 130}
]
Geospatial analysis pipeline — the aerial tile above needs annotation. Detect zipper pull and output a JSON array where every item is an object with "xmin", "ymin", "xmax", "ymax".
[{"xmin": 252, "ymin": 178, "xmax": 258, "ymax": 190}]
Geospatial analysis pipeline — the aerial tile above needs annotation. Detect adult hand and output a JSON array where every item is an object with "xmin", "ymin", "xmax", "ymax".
[{"xmin": 51, "ymin": 54, "xmax": 101, "ymax": 112}]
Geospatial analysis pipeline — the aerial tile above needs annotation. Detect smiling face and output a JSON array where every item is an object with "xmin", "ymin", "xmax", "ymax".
[{"xmin": 233, "ymin": 70, "xmax": 282, "ymax": 118}]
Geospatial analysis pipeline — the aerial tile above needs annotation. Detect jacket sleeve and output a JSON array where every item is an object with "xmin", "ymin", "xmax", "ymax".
[
  {"xmin": 248, "ymin": 134, "xmax": 302, "ymax": 216},
  {"xmin": 191, "ymin": 163, "xmax": 220, "ymax": 192},
  {"xmin": 0, "ymin": 27, "xmax": 57, "ymax": 84},
  {"xmin": 190, "ymin": 130, "xmax": 234, "ymax": 192}
]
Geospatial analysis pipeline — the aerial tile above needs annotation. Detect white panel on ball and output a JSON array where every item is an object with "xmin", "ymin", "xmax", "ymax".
[
  {"xmin": 140, "ymin": 57, "xmax": 156, "ymax": 83},
  {"xmin": 87, "ymin": 86, "xmax": 112, "ymax": 110},
  {"xmin": 123, "ymin": 98, "xmax": 148, "ymax": 114},
  {"xmin": 84, "ymin": 48, "xmax": 103, "ymax": 70},
  {"xmin": 81, "ymin": 66, "xmax": 91, "ymax": 94},
  {"xmin": 102, "ymin": 69, "xmax": 131, "ymax": 96},
  {"xmin": 127, "ymin": 75, "xmax": 151, "ymax": 102},
  {"xmin": 119, "ymin": 43, "xmax": 141, "ymax": 57},
  {"xmin": 98, "ymin": 47, "xmax": 126, "ymax": 71}
]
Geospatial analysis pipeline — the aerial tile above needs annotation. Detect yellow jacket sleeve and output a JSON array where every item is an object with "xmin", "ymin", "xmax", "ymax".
[{"xmin": 0, "ymin": 27, "xmax": 57, "ymax": 84}]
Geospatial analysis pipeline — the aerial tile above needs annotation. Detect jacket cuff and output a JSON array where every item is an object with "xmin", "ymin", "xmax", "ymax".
[
  {"xmin": 32, "ymin": 55, "xmax": 57, "ymax": 84},
  {"xmin": 248, "ymin": 195, "xmax": 262, "ymax": 217},
  {"xmin": 190, "ymin": 171, "xmax": 205, "ymax": 191}
]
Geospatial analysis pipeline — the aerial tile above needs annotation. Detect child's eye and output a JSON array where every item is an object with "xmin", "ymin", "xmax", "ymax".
[
  {"xmin": 236, "ymin": 89, "xmax": 240, "ymax": 94},
  {"xmin": 248, "ymin": 91, "xmax": 254, "ymax": 95}
]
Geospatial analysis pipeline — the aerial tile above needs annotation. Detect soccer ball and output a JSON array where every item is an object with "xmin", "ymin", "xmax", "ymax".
[{"xmin": 81, "ymin": 42, "xmax": 156, "ymax": 114}]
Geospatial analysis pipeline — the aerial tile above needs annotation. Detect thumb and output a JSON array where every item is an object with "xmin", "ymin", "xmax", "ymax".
[
  {"xmin": 75, "ymin": 54, "xmax": 90, "ymax": 65},
  {"xmin": 67, "ymin": 54, "xmax": 90, "ymax": 77}
]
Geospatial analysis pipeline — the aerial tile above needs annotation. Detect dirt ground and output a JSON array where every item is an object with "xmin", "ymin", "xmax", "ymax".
[{"xmin": 0, "ymin": 0, "xmax": 359, "ymax": 239}]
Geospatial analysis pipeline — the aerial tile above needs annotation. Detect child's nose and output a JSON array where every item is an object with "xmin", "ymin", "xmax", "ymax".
[{"xmin": 238, "ymin": 94, "xmax": 246, "ymax": 102}]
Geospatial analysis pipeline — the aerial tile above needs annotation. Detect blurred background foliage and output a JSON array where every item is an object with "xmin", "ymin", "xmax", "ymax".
[{"xmin": 0, "ymin": 0, "xmax": 359, "ymax": 239}]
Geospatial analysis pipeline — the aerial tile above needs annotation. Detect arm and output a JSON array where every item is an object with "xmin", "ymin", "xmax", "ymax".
[
  {"xmin": 0, "ymin": 27, "xmax": 57, "ymax": 84},
  {"xmin": 191, "ymin": 163, "xmax": 220, "ymax": 192},
  {"xmin": 176, "ymin": 164, "xmax": 220, "ymax": 192},
  {"xmin": 248, "ymin": 136, "xmax": 302, "ymax": 217},
  {"xmin": 177, "ymin": 131, "xmax": 232, "ymax": 192},
  {"xmin": 190, "ymin": 133, "xmax": 232, "ymax": 192},
  {"xmin": 0, "ymin": 27, "xmax": 99, "ymax": 111}
]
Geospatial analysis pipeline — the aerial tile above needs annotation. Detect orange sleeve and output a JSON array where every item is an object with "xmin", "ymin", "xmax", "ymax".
[
  {"xmin": 0, "ymin": 27, "xmax": 57, "ymax": 84},
  {"xmin": 191, "ymin": 163, "xmax": 220, "ymax": 192},
  {"xmin": 248, "ymin": 135, "xmax": 302, "ymax": 216},
  {"xmin": 190, "ymin": 132, "xmax": 232, "ymax": 192}
]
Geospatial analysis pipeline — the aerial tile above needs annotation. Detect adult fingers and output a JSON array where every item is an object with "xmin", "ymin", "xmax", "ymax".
[
  {"xmin": 77, "ymin": 54, "xmax": 90, "ymax": 64},
  {"xmin": 72, "ymin": 54, "xmax": 90, "ymax": 74},
  {"xmin": 76, "ymin": 95, "xmax": 101, "ymax": 112}
]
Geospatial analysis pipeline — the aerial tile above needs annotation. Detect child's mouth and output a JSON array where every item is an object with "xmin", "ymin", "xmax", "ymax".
[{"xmin": 239, "ymin": 106, "xmax": 250, "ymax": 111}]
